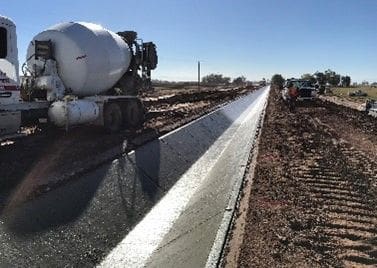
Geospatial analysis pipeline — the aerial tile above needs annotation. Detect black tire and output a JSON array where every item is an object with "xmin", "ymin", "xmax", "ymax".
[
  {"xmin": 104, "ymin": 102, "xmax": 123, "ymax": 133},
  {"xmin": 124, "ymin": 100, "xmax": 145, "ymax": 129}
]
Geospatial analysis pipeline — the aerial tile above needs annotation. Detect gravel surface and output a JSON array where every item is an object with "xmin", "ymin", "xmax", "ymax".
[{"xmin": 223, "ymin": 86, "xmax": 377, "ymax": 267}]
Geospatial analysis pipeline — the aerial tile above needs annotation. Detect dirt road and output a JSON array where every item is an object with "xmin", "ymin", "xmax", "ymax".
[{"xmin": 223, "ymin": 86, "xmax": 377, "ymax": 267}]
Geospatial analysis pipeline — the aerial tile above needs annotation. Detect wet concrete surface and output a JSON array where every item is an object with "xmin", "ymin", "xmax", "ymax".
[
  {"xmin": 0, "ymin": 87, "xmax": 269, "ymax": 267},
  {"xmin": 0, "ymin": 86, "xmax": 256, "ymax": 210}
]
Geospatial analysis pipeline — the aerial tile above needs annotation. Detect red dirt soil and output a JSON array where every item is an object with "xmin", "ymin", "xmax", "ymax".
[{"xmin": 223, "ymin": 86, "xmax": 377, "ymax": 268}]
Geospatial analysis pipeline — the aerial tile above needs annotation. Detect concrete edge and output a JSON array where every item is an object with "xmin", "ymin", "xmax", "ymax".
[
  {"xmin": 29, "ymin": 88, "xmax": 260, "ymax": 197},
  {"xmin": 98, "ymin": 87, "xmax": 269, "ymax": 268},
  {"xmin": 205, "ymin": 88, "xmax": 270, "ymax": 268}
]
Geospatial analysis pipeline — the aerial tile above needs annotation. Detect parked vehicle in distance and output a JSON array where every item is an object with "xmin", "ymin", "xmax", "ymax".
[
  {"xmin": 360, "ymin": 99, "xmax": 377, "ymax": 117},
  {"xmin": 348, "ymin": 89, "xmax": 367, "ymax": 97},
  {"xmin": 282, "ymin": 79, "xmax": 317, "ymax": 101}
]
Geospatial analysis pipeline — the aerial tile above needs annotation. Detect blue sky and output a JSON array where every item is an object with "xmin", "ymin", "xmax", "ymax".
[{"xmin": 2, "ymin": 0, "xmax": 377, "ymax": 82}]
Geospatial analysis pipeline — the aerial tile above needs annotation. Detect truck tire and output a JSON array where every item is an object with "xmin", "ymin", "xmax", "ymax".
[
  {"xmin": 104, "ymin": 102, "xmax": 123, "ymax": 133},
  {"xmin": 124, "ymin": 99, "xmax": 145, "ymax": 129}
]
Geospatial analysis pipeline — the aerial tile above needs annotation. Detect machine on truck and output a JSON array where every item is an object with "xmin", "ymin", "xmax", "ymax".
[{"xmin": 0, "ymin": 15, "xmax": 157, "ymax": 139}]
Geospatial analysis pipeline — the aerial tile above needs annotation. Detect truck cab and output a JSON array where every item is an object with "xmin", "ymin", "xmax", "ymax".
[
  {"xmin": 0, "ymin": 15, "xmax": 20, "ymax": 105},
  {"xmin": 0, "ymin": 16, "xmax": 22, "ymax": 137},
  {"xmin": 284, "ymin": 79, "xmax": 317, "ymax": 100}
]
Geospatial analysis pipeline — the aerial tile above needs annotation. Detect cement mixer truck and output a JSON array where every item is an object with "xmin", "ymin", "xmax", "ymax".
[{"xmin": 0, "ymin": 15, "xmax": 157, "ymax": 139}]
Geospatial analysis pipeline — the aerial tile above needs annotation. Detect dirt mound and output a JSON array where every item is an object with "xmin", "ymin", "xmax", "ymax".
[{"xmin": 224, "ymin": 87, "xmax": 377, "ymax": 267}]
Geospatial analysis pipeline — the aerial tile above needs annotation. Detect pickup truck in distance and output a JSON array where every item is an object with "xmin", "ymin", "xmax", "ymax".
[{"xmin": 284, "ymin": 79, "xmax": 317, "ymax": 100}]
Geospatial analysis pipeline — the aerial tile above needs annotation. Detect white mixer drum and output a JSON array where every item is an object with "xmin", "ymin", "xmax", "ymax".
[{"xmin": 26, "ymin": 22, "xmax": 131, "ymax": 96}]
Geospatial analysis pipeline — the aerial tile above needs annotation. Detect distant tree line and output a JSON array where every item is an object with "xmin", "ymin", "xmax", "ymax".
[
  {"xmin": 201, "ymin": 74, "xmax": 249, "ymax": 86},
  {"xmin": 271, "ymin": 69, "xmax": 352, "ymax": 88},
  {"xmin": 152, "ymin": 74, "xmax": 252, "ymax": 88},
  {"xmin": 301, "ymin": 69, "xmax": 351, "ymax": 87},
  {"xmin": 271, "ymin": 74, "xmax": 285, "ymax": 88},
  {"xmin": 152, "ymin": 80, "xmax": 198, "ymax": 86},
  {"xmin": 152, "ymin": 80, "xmax": 198, "ymax": 89},
  {"xmin": 201, "ymin": 74, "xmax": 231, "ymax": 85}
]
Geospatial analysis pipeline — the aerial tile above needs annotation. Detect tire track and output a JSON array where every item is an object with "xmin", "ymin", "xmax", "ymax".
[{"xmin": 290, "ymin": 117, "xmax": 377, "ymax": 267}]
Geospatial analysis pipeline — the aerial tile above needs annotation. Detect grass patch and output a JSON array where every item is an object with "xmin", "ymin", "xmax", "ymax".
[{"xmin": 331, "ymin": 87, "xmax": 377, "ymax": 102}]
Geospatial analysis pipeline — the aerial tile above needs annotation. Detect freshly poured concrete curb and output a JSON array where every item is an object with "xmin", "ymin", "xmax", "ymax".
[
  {"xmin": 100, "ymin": 86, "xmax": 270, "ymax": 268},
  {"xmin": 0, "ymin": 87, "xmax": 269, "ymax": 267}
]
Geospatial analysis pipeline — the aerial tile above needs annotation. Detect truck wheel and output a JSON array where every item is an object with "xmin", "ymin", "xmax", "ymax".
[
  {"xmin": 125, "ymin": 100, "xmax": 145, "ymax": 129},
  {"xmin": 104, "ymin": 103, "xmax": 123, "ymax": 133}
]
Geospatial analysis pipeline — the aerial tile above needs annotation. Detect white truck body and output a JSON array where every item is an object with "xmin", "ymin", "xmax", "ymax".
[
  {"xmin": 26, "ymin": 22, "xmax": 132, "ymax": 96},
  {"xmin": 0, "ymin": 16, "xmax": 23, "ymax": 137},
  {"xmin": 0, "ymin": 16, "xmax": 19, "ymax": 84},
  {"xmin": 0, "ymin": 15, "xmax": 155, "ymax": 138}
]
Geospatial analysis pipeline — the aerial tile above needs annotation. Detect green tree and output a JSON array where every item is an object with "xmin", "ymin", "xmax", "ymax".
[
  {"xmin": 301, "ymin": 73, "xmax": 316, "ymax": 84},
  {"xmin": 341, "ymin": 76, "xmax": 351, "ymax": 87},
  {"xmin": 314, "ymin": 72, "xmax": 326, "ymax": 85},
  {"xmin": 324, "ymin": 69, "xmax": 341, "ymax": 86},
  {"xmin": 333, "ymin": 74, "xmax": 341, "ymax": 86},
  {"xmin": 232, "ymin": 76, "xmax": 246, "ymax": 85},
  {"xmin": 271, "ymin": 74, "xmax": 285, "ymax": 88},
  {"xmin": 202, "ymin": 74, "xmax": 231, "ymax": 86}
]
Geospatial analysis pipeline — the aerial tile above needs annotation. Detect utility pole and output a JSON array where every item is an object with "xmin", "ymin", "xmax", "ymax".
[{"xmin": 198, "ymin": 61, "xmax": 201, "ymax": 90}]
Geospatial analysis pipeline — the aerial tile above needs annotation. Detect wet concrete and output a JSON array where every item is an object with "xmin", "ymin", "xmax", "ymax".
[{"xmin": 0, "ymin": 87, "xmax": 269, "ymax": 267}]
